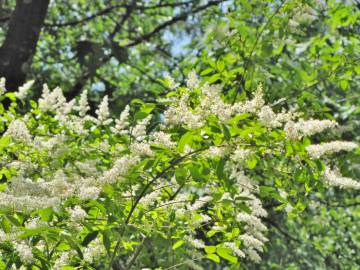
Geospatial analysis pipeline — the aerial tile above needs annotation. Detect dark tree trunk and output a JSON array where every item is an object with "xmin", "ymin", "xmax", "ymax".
[{"xmin": 0, "ymin": 0, "xmax": 50, "ymax": 91}]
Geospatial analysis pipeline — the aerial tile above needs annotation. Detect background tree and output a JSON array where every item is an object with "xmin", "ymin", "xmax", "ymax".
[{"xmin": 0, "ymin": 0, "xmax": 224, "ymax": 111}]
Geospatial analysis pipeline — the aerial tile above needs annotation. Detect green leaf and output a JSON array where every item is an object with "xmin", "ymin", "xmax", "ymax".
[
  {"xmin": 208, "ymin": 73, "xmax": 220, "ymax": 83},
  {"xmin": 177, "ymin": 131, "xmax": 192, "ymax": 152},
  {"xmin": 205, "ymin": 245, "xmax": 216, "ymax": 254},
  {"xmin": 222, "ymin": 124, "xmax": 231, "ymax": 141},
  {"xmin": 82, "ymin": 231, "xmax": 99, "ymax": 246},
  {"xmin": 172, "ymin": 240, "xmax": 184, "ymax": 250},
  {"xmin": 206, "ymin": 230, "xmax": 218, "ymax": 237},
  {"xmin": 0, "ymin": 136, "xmax": 10, "ymax": 152},
  {"xmin": 216, "ymin": 247, "xmax": 238, "ymax": 264},
  {"xmin": 216, "ymin": 158, "xmax": 226, "ymax": 180},
  {"xmin": 37, "ymin": 207, "xmax": 53, "ymax": 222},
  {"xmin": 207, "ymin": 253, "xmax": 220, "ymax": 263},
  {"xmin": 6, "ymin": 215, "xmax": 21, "ymax": 226},
  {"xmin": 217, "ymin": 60, "xmax": 225, "ymax": 72},
  {"xmin": 201, "ymin": 68, "xmax": 214, "ymax": 76},
  {"xmin": 246, "ymin": 158, "xmax": 257, "ymax": 169}
]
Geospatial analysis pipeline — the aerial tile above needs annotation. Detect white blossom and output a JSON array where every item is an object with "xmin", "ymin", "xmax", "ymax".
[
  {"xmin": 188, "ymin": 196, "xmax": 212, "ymax": 212},
  {"xmin": 78, "ymin": 90, "xmax": 90, "ymax": 117},
  {"xmin": 306, "ymin": 141, "xmax": 357, "ymax": 158},
  {"xmin": 77, "ymin": 185, "xmax": 101, "ymax": 201},
  {"xmin": 186, "ymin": 70, "xmax": 199, "ymax": 89},
  {"xmin": 53, "ymin": 252, "xmax": 74, "ymax": 270},
  {"xmin": 236, "ymin": 213, "xmax": 267, "ymax": 232},
  {"xmin": 231, "ymin": 148, "xmax": 252, "ymax": 161},
  {"xmin": 96, "ymin": 95, "xmax": 112, "ymax": 124},
  {"xmin": 239, "ymin": 233, "xmax": 264, "ymax": 252},
  {"xmin": 247, "ymin": 248, "xmax": 261, "ymax": 263},
  {"xmin": 185, "ymin": 259, "xmax": 203, "ymax": 270},
  {"xmin": 130, "ymin": 142, "xmax": 154, "ymax": 156},
  {"xmin": 224, "ymin": 242, "xmax": 246, "ymax": 258},
  {"xmin": 151, "ymin": 131, "xmax": 175, "ymax": 148},
  {"xmin": 0, "ymin": 77, "xmax": 6, "ymax": 95},
  {"xmin": 140, "ymin": 187, "xmax": 161, "ymax": 207},
  {"xmin": 284, "ymin": 119, "xmax": 337, "ymax": 140},
  {"xmin": 185, "ymin": 236, "xmax": 205, "ymax": 249},
  {"xmin": 323, "ymin": 167, "xmax": 360, "ymax": 189},
  {"xmin": 165, "ymin": 75, "xmax": 180, "ymax": 90},
  {"xmin": 68, "ymin": 205, "xmax": 87, "ymax": 222},
  {"xmin": 83, "ymin": 238, "xmax": 106, "ymax": 263},
  {"xmin": 14, "ymin": 242, "xmax": 34, "ymax": 264},
  {"xmin": 111, "ymin": 105, "xmax": 130, "ymax": 134},
  {"xmin": 16, "ymin": 80, "xmax": 34, "ymax": 100},
  {"xmin": 4, "ymin": 119, "xmax": 32, "ymax": 143},
  {"xmin": 98, "ymin": 155, "xmax": 139, "ymax": 184},
  {"xmin": 233, "ymin": 84, "xmax": 265, "ymax": 114},
  {"xmin": 132, "ymin": 115, "xmax": 151, "ymax": 141}
]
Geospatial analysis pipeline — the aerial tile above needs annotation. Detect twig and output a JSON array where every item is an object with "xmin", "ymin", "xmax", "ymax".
[{"xmin": 232, "ymin": 0, "xmax": 287, "ymax": 104}]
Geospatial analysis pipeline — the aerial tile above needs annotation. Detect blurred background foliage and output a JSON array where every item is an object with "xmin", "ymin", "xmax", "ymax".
[{"xmin": 0, "ymin": 0, "xmax": 359, "ymax": 269}]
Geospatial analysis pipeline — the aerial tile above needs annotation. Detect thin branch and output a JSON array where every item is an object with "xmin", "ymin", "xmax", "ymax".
[
  {"xmin": 263, "ymin": 217, "xmax": 302, "ymax": 243},
  {"xmin": 127, "ymin": 61, "xmax": 167, "ymax": 89},
  {"xmin": 108, "ymin": 147, "xmax": 208, "ymax": 269},
  {"xmin": 45, "ymin": 4, "xmax": 125, "ymax": 27},
  {"xmin": 126, "ymin": 0, "xmax": 223, "ymax": 47},
  {"xmin": 110, "ymin": 1, "xmax": 136, "ymax": 40},
  {"xmin": 44, "ymin": 1, "xmax": 195, "ymax": 28},
  {"xmin": 232, "ymin": 0, "xmax": 287, "ymax": 104},
  {"xmin": 126, "ymin": 234, "xmax": 148, "ymax": 269}
]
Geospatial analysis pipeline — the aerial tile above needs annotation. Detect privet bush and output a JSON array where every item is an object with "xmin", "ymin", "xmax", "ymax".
[{"xmin": 0, "ymin": 73, "xmax": 358, "ymax": 269}]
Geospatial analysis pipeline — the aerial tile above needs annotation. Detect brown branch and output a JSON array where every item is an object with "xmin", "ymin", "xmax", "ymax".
[
  {"xmin": 44, "ymin": 1, "xmax": 195, "ymax": 28},
  {"xmin": 126, "ymin": 0, "xmax": 223, "ymax": 47},
  {"xmin": 232, "ymin": 0, "xmax": 287, "ymax": 104},
  {"xmin": 66, "ymin": 1, "xmax": 223, "ymax": 100},
  {"xmin": 45, "ymin": 4, "xmax": 125, "ymax": 27},
  {"xmin": 125, "ymin": 235, "xmax": 148, "ymax": 269},
  {"xmin": 263, "ymin": 217, "xmax": 302, "ymax": 243},
  {"xmin": 109, "ymin": 147, "xmax": 208, "ymax": 269},
  {"xmin": 134, "ymin": 0, "xmax": 194, "ymax": 10},
  {"xmin": 110, "ymin": 1, "xmax": 136, "ymax": 40}
]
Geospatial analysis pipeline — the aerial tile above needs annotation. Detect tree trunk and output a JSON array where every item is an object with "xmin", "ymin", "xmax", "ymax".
[{"xmin": 0, "ymin": 0, "xmax": 50, "ymax": 91}]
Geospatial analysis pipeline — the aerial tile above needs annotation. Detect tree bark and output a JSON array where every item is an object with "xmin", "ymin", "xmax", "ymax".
[{"xmin": 0, "ymin": 0, "xmax": 50, "ymax": 91}]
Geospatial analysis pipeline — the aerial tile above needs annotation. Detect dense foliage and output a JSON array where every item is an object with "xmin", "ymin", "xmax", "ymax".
[
  {"xmin": 0, "ymin": 74, "xmax": 358, "ymax": 269},
  {"xmin": 0, "ymin": 0, "xmax": 359, "ymax": 269}
]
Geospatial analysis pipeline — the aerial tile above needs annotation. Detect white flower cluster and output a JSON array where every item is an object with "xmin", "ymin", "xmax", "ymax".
[
  {"xmin": 96, "ymin": 95, "xmax": 112, "ymax": 125},
  {"xmin": 0, "ymin": 73, "xmax": 357, "ymax": 268},
  {"xmin": 14, "ymin": 242, "xmax": 34, "ymax": 264},
  {"xmin": 306, "ymin": 141, "xmax": 358, "ymax": 158},
  {"xmin": 258, "ymin": 106, "xmax": 296, "ymax": 128},
  {"xmin": 186, "ymin": 70, "xmax": 200, "ymax": 89},
  {"xmin": 78, "ymin": 90, "xmax": 90, "ymax": 117},
  {"xmin": 0, "ymin": 77, "xmax": 6, "ymax": 95},
  {"xmin": 185, "ymin": 236, "xmax": 205, "ymax": 249},
  {"xmin": 16, "ymin": 80, "xmax": 34, "ymax": 100},
  {"xmin": 53, "ymin": 251, "xmax": 75, "ymax": 270},
  {"xmin": 4, "ymin": 119, "xmax": 32, "ymax": 143},
  {"xmin": 323, "ymin": 167, "xmax": 360, "ymax": 189},
  {"xmin": 164, "ymin": 74, "xmax": 180, "ymax": 90},
  {"xmin": 67, "ymin": 205, "xmax": 87, "ymax": 222},
  {"xmin": 224, "ymin": 242, "xmax": 245, "ymax": 258},
  {"xmin": 231, "ymin": 147, "xmax": 252, "ymax": 162},
  {"xmin": 83, "ymin": 237, "xmax": 106, "ymax": 263},
  {"xmin": 111, "ymin": 105, "xmax": 130, "ymax": 134},
  {"xmin": 284, "ymin": 119, "xmax": 337, "ymax": 140},
  {"xmin": 132, "ymin": 115, "xmax": 152, "ymax": 141}
]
